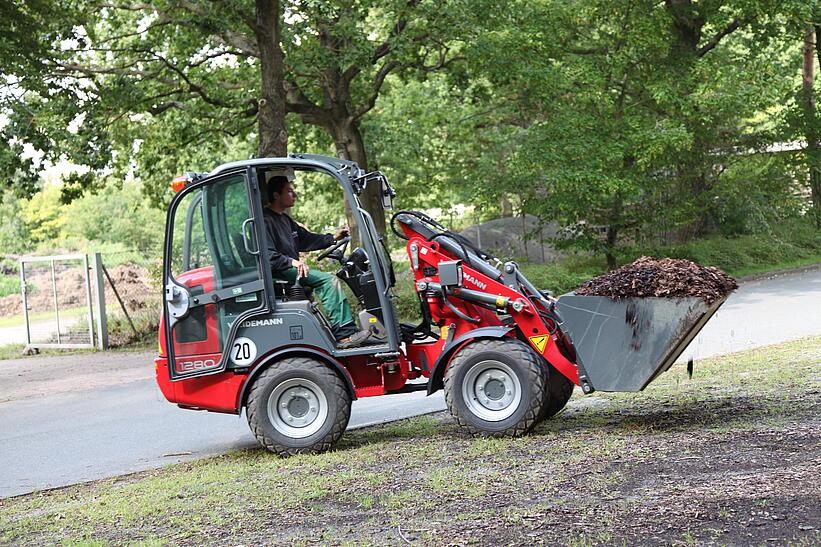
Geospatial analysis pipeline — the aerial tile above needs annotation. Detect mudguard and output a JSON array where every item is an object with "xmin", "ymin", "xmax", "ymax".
[
  {"xmin": 426, "ymin": 326, "xmax": 513, "ymax": 395},
  {"xmin": 237, "ymin": 347, "xmax": 357, "ymax": 409}
]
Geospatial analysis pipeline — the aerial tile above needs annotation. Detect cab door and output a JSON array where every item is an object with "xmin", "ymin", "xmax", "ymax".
[{"xmin": 163, "ymin": 168, "xmax": 272, "ymax": 380}]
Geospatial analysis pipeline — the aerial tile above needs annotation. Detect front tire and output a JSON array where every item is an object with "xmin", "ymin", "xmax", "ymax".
[
  {"xmin": 444, "ymin": 338, "xmax": 546, "ymax": 437},
  {"xmin": 246, "ymin": 357, "xmax": 351, "ymax": 456}
]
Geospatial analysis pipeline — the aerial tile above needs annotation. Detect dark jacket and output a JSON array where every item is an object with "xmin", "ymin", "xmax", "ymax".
[{"xmin": 263, "ymin": 208, "xmax": 334, "ymax": 272}]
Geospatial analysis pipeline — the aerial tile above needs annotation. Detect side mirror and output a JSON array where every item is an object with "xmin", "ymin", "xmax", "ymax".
[
  {"xmin": 381, "ymin": 176, "xmax": 395, "ymax": 209},
  {"xmin": 353, "ymin": 171, "xmax": 395, "ymax": 208}
]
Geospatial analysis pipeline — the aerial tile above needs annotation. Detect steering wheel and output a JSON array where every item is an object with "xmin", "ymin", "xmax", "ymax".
[{"xmin": 317, "ymin": 235, "xmax": 352, "ymax": 261}]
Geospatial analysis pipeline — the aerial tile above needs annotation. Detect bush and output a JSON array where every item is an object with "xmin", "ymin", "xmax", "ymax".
[
  {"xmin": 61, "ymin": 183, "xmax": 164, "ymax": 255},
  {"xmin": 0, "ymin": 276, "xmax": 19, "ymax": 298},
  {"xmin": 638, "ymin": 219, "xmax": 821, "ymax": 276},
  {"xmin": 107, "ymin": 309, "xmax": 159, "ymax": 348}
]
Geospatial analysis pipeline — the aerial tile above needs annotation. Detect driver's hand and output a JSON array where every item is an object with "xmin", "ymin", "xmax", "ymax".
[
  {"xmin": 292, "ymin": 259, "xmax": 310, "ymax": 279},
  {"xmin": 334, "ymin": 226, "xmax": 350, "ymax": 241}
]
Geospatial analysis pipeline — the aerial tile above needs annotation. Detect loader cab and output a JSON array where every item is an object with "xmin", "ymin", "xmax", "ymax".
[{"xmin": 161, "ymin": 155, "xmax": 399, "ymax": 381}]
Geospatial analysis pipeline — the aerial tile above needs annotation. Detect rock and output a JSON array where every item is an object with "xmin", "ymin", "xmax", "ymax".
[{"xmin": 460, "ymin": 215, "xmax": 559, "ymax": 263}]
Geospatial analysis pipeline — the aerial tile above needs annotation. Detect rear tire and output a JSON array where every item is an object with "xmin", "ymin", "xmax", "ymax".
[
  {"xmin": 539, "ymin": 364, "xmax": 575, "ymax": 421},
  {"xmin": 444, "ymin": 338, "xmax": 546, "ymax": 437},
  {"xmin": 246, "ymin": 357, "xmax": 351, "ymax": 456}
]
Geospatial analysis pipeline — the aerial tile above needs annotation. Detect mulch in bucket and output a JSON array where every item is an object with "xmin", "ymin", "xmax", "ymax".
[{"xmin": 574, "ymin": 256, "xmax": 737, "ymax": 303}]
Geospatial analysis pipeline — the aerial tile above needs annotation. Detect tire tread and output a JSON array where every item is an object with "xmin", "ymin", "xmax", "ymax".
[
  {"xmin": 444, "ymin": 338, "xmax": 545, "ymax": 437},
  {"xmin": 246, "ymin": 357, "xmax": 350, "ymax": 456}
]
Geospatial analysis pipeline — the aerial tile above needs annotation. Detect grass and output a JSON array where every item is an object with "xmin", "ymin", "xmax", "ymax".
[
  {"xmin": 642, "ymin": 221, "xmax": 821, "ymax": 279},
  {"xmin": 0, "ymin": 275, "xmax": 18, "ymax": 298},
  {"xmin": 1, "ymin": 336, "xmax": 818, "ymax": 545},
  {"xmin": 0, "ymin": 305, "xmax": 88, "ymax": 328}
]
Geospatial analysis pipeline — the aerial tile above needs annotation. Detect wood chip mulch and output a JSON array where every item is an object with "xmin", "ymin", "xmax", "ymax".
[{"xmin": 574, "ymin": 256, "xmax": 738, "ymax": 303}]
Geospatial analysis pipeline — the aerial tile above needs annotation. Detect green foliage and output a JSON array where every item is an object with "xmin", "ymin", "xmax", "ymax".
[
  {"xmin": 0, "ymin": 276, "xmax": 19, "ymax": 298},
  {"xmin": 1, "ymin": 0, "xmax": 819, "ymax": 272},
  {"xmin": 61, "ymin": 183, "xmax": 165, "ymax": 254},
  {"xmin": 19, "ymin": 184, "xmax": 65, "ymax": 244},
  {"xmin": 0, "ymin": 190, "xmax": 31, "ymax": 254},
  {"xmin": 107, "ymin": 309, "xmax": 159, "ymax": 348}
]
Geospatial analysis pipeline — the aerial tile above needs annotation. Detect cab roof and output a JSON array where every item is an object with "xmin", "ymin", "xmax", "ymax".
[{"xmin": 209, "ymin": 154, "xmax": 360, "ymax": 178}]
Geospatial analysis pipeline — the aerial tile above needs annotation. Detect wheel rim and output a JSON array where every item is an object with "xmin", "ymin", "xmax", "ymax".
[
  {"xmin": 461, "ymin": 360, "xmax": 522, "ymax": 422},
  {"xmin": 267, "ymin": 378, "xmax": 329, "ymax": 439}
]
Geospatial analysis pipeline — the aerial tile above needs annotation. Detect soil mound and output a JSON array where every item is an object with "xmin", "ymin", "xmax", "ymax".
[
  {"xmin": 0, "ymin": 263, "xmax": 157, "ymax": 318},
  {"xmin": 574, "ymin": 256, "xmax": 737, "ymax": 303}
]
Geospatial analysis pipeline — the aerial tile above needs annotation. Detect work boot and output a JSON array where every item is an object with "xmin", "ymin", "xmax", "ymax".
[
  {"xmin": 332, "ymin": 321, "xmax": 359, "ymax": 340},
  {"xmin": 337, "ymin": 329, "xmax": 372, "ymax": 348}
]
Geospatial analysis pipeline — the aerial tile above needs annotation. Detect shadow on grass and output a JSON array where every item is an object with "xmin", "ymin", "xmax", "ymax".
[
  {"xmin": 226, "ymin": 389, "xmax": 806, "ymax": 462},
  {"xmin": 536, "ymin": 391, "xmax": 801, "ymax": 437}
]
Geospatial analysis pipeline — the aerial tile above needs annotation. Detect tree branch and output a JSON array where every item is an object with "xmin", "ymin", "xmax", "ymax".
[
  {"xmin": 697, "ymin": 16, "xmax": 752, "ymax": 57},
  {"xmin": 370, "ymin": 0, "xmax": 422, "ymax": 63},
  {"xmin": 284, "ymin": 80, "xmax": 329, "ymax": 125},
  {"xmin": 352, "ymin": 60, "xmax": 400, "ymax": 120}
]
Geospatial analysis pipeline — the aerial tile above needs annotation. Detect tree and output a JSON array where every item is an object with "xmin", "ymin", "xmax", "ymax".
[
  {"xmin": 280, "ymin": 0, "xmax": 470, "ymax": 234},
  {"xmin": 0, "ymin": 0, "xmax": 85, "ymax": 199},
  {"xmin": 455, "ymin": 0, "xmax": 804, "ymax": 267},
  {"xmin": 2, "ymin": 0, "xmax": 470, "ymax": 236},
  {"xmin": 800, "ymin": 14, "xmax": 821, "ymax": 228}
]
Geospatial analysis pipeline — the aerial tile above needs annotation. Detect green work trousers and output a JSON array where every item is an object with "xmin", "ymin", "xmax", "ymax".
[{"xmin": 274, "ymin": 267, "xmax": 354, "ymax": 329}]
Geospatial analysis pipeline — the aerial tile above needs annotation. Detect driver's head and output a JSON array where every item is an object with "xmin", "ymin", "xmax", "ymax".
[{"xmin": 267, "ymin": 175, "xmax": 297, "ymax": 209}]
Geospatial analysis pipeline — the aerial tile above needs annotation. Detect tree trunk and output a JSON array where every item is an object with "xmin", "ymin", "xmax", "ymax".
[
  {"xmin": 330, "ymin": 117, "xmax": 387, "ymax": 237},
  {"xmin": 804, "ymin": 24, "xmax": 821, "ymax": 229},
  {"xmin": 255, "ymin": 0, "xmax": 288, "ymax": 157},
  {"xmin": 604, "ymin": 191, "xmax": 623, "ymax": 270}
]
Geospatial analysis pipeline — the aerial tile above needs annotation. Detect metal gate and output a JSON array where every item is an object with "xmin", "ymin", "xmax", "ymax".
[{"xmin": 19, "ymin": 254, "xmax": 96, "ymax": 350}]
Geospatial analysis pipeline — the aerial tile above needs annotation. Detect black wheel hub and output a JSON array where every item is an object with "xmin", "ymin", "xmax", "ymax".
[{"xmin": 288, "ymin": 396, "xmax": 310, "ymax": 418}]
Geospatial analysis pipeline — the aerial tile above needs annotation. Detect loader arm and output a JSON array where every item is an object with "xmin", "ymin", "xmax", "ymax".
[
  {"xmin": 394, "ymin": 212, "xmax": 580, "ymax": 387},
  {"xmin": 394, "ymin": 210, "xmax": 729, "ymax": 396}
]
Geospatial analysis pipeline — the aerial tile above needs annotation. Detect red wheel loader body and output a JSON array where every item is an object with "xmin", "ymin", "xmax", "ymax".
[{"xmin": 155, "ymin": 154, "xmax": 727, "ymax": 454}]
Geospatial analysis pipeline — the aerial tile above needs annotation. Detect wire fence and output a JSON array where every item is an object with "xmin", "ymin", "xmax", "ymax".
[
  {"xmin": 439, "ymin": 210, "xmax": 559, "ymax": 264},
  {"xmin": 18, "ymin": 255, "xmax": 95, "ymax": 348},
  {"xmin": 0, "ymin": 250, "xmax": 161, "ymax": 350}
]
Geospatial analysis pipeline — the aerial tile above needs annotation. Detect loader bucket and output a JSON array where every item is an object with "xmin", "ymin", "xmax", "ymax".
[{"xmin": 554, "ymin": 294, "xmax": 727, "ymax": 393}]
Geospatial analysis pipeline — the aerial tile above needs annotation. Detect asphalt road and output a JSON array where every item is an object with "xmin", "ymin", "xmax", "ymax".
[{"xmin": 1, "ymin": 267, "xmax": 819, "ymax": 498}]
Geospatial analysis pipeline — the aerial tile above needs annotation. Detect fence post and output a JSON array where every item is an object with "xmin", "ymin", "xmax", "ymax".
[
  {"xmin": 83, "ymin": 254, "xmax": 95, "ymax": 348},
  {"xmin": 92, "ymin": 253, "xmax": 109, "ymax": 350},
  {"xmin": 19, "ymin": 259, "xmax": 31, "ymax": 348}
]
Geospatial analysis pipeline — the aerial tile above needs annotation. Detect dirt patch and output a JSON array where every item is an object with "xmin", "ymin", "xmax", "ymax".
[
  {"xmin": 575, "ymin": 256, "xmax": 738, "ymax": 303},
  {"xmin": 0, "ymin": 263, "xmax": 157, "ymax": 317}
]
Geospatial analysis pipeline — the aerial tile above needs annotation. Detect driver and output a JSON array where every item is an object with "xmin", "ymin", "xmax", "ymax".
[{"xmin": 263, "ymin": 170, "xmax": 372, "ymax": 347}]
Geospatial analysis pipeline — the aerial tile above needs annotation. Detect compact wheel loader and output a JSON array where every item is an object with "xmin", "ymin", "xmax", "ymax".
[{"xmin": 156, "ymin": 154, "xmax": 728, "ymax": 455}]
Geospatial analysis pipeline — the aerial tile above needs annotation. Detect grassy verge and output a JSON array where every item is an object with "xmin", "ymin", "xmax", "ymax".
[
  {"xmin": 1, "ymin": 337, "xmax": 818, "ymax": 545},
  {"xmin": 0, "ymin": 306, "xmax": 88, "ymax": 329},
  {"xmin": 0, "ymin": 275, "xmax": 18, "ymax": 298},
  {"xmin": 522, "ymin": 221, "xmax": 821, "ymax": 295}
]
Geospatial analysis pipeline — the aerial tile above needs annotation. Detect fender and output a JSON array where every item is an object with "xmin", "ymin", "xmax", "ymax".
[
  {"xmin": 426, "ymin": 326, "xmax": 513, "ymax": 395},
  {"xmin": 237, "ymin": 346, "xmax": 357, "ymax": 410}
]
